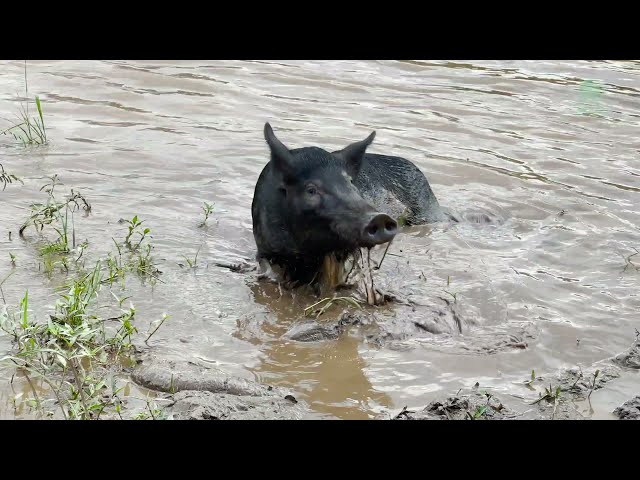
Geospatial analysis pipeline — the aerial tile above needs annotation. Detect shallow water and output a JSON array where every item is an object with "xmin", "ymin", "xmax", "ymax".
[{"xmin": 0, "ymin": 60, "xmax": 638, "ymax": 419}]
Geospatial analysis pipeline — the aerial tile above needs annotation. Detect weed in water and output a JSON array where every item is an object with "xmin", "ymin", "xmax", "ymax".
[
  {"xmin": 105, "ymin": 252, "xmax": 126, "ymax": 288},
  {"xmin": 531, "ymin": 384, "xmax": 562, "ymax": 405},
  {"xmin": 524, "ymin": 369, "xmax": 537, "ymax": 389},
  {"xmin": 105, "ymin": 227, "xmax": 161, "ymax": 287},
  {"xmin": 304, "ymin": 295, "xmax": 362, "ymax": 319},
  {"xmin": 0, "ymin": 163, "xmax": 23, "ymax": 191},
  {"xmin": 110, "ymin": 291, "xmax": 131, "ymax": 309},
  {"xmin": 135, "ymin": 244, "xmax": 161, "ymax": 281},
  {"xmin": 341, "ymin": 246, "xmax": 394, "ymax": 306},
  {"xmin": 443, "ymin": 276, "xmax": 459, "ymax": 304},
  {"xmin": 180, "ymin": 245, "xmax": 201, "ymax": 269},
  {"xmin": 123, "ymin": 215, "xmax": 150, "ymax": 252},
  {"xmin": 0, "ymin": 260, "xmax": 169, "ymax": 419},
  {"xmin": 531, "ymin": 383, "xmax": 562, "ymax": 420},
  {"xmin": 361, "ymin": 249, "xmax": 378, "ymax": 305},
  {"xmin": 199, "ymin": 201, "xmax": 215, "ymax": 227},
  {"xmin": 20, "ymin": 178, "xmax": 91, "ymax": 259},
  {"xmin": 570, "ymin": 366, "xmax": 584, "ymax": 389},
  {"xmin": 132, "ymin": 397, "xmax": 168, "ymax": 420},
  {"xmin": 621, "ymin": 248, "xmax": 639, "ymax": 272},
  {"xmin": 117, "ymin": 216, "xmax": 160, "ymax": 282},
  {"xmin": 104, "ymin": 239, "xmax": 127, "ymax": 288},
  {"xmin": 0, "ymin": 271, "xmax": 16, "ymax": 304},
  {"xmin": 145, "ymin": 313, "xmax": 170, "ymax": 344},
  {"xmin": 74, "ymin": 240, "xmax": 88, "ymax": 266},
  {"xmin": 0, "ymin": 62, "xmax": 48, "ymax": 147},
  {"xmin": 1, "ymin": 96, "xmax": 48, "ymax": 146},
  {"xmin": 588, "ymin": 369, "xmax": 600, "ymax": 399}
]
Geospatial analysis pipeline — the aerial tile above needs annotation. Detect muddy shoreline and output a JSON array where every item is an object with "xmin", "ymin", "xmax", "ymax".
[{"xmin": 128, "ymin": 304, "xmax": 640, "ymax": 419}]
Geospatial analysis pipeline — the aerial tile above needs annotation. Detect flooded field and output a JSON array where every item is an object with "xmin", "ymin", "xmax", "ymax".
[{"xmin": 0, "ymin": 60, "xmax": 638, "ymax": 420}]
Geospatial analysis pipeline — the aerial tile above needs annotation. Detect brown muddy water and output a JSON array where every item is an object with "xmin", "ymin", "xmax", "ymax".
[{"xmin": 0, "ymin": 60, "xmax": 639, "ymax": 419}]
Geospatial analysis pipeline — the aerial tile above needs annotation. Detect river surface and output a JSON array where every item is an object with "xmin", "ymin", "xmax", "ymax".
[{"xmin": 0, "ymin": 60, "xmax": 638, "ymax": 419}]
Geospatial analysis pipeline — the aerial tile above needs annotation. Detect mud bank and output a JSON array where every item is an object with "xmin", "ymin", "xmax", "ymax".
[
  {"xmin": 388, "ymin": 339, "xmax": 640, "ymax": 420},
  {"xmin": 613, "ymin": 397, "xmax": 640, "ymax": 420},
  {"xmin": 131, "ymin": 356, "xmax": 311, "ymax": 420},
  {"xmin": 129, "ymin": 330, "xmax": 639, "ymax": 420}
]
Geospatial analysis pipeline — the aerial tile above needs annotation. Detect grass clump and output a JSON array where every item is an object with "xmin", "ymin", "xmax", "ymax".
[
  {"xmin": 116, "ymin": 216, "xmax": 161, "ymax": 283},
  {"xmin": 1, "ymin": 96, "xmax": 48, "ymax": 146},
  {"xmin": 1, "ymin": 62, "xmax": 48, "ymax": 147},
  {"xmin": 531, "ymin": 383, "xmax": 562, "ymax": 420},
  {"xmin": 0, "ymin": 261, "xmax": 168, "ymax": 419},
  {"xmin": 180, "ymin": 246, "xmax": 201, "ymax": 269},
  {"xmin": 20, "ymin": 175, "xmax": 91, "ymax": 256}
]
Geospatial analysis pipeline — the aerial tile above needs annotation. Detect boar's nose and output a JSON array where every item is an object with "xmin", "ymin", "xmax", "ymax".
[{"xmin": 361, "ymin": 213, "xmax": 398, "ymax": 247}]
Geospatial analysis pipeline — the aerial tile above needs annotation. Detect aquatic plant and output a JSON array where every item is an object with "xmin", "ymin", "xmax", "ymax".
[{"xmin": 1, "ymin": 62, "xmax": 48, "ymax": 146}]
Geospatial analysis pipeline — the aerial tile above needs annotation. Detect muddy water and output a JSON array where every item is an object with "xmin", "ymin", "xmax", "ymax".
[{"xmin": 0, "ymin": 60, "xmax": 639, "ymax": 419}]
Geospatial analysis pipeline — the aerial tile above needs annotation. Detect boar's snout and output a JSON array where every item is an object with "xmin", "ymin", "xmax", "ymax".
[{"xmin": 360, "ymin": 213, "xmax": 397, "ymax": 248}]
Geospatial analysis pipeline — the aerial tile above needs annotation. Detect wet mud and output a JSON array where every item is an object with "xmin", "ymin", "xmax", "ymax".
[{"xmin": 388, "ymin": 339, "xmax": 640, "ymax": 420}]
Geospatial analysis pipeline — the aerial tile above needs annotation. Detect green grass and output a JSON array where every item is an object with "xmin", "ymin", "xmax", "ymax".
[
  {"xmin": 1, "ymin": 96, "xmax": 48, "ymax": 146},
  {"xmin": 0, "ymin": 65, "xmax": 170, "ymax": 417},
  {"xmin": 123, "ymin": 215, "xmax": 150, "ymax": 252},
  {"xmin": 1, "ymin": 62, "xmax": 48, "ymax": 147},
  {"xmin": 180, "ymin": 245, "xmax": 201, "ymax": 269},
  {"xmin": 20, "ymin": 176, "xmax": 92, "ymax": 258},
  {"xmin": 1, "ymin": 170, "xmax": 168, "ymax": 419},
  {"xmin": 0, "ymin": 260, "xmax": 169, "ymax": 419},
  {"xmin": 199, "ymin": 201, "xmax": 215, "ymax": 227},
  {"xmin": 530, "ymin": 383, "xmax": 562, "ymax": 420}
]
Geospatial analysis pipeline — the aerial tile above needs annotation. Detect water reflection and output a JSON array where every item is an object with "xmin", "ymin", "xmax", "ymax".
[{"xmin": 244, "ymin": 280, "xmax": 394, "ymax": 419}]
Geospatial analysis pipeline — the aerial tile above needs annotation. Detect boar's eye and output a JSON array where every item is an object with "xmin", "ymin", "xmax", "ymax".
[{"xmin": 305, "ymin": 185, "xmax": 318, "ymax": 196}]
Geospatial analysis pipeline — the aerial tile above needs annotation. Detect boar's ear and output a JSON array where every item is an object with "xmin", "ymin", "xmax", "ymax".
[
  {"xmin": 335, "ymin": 131, "xmax": 376, "ymax": 177},
  {"xmin": 264, "ymin": 122, "xmax": 295, "ymax": 182}
]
